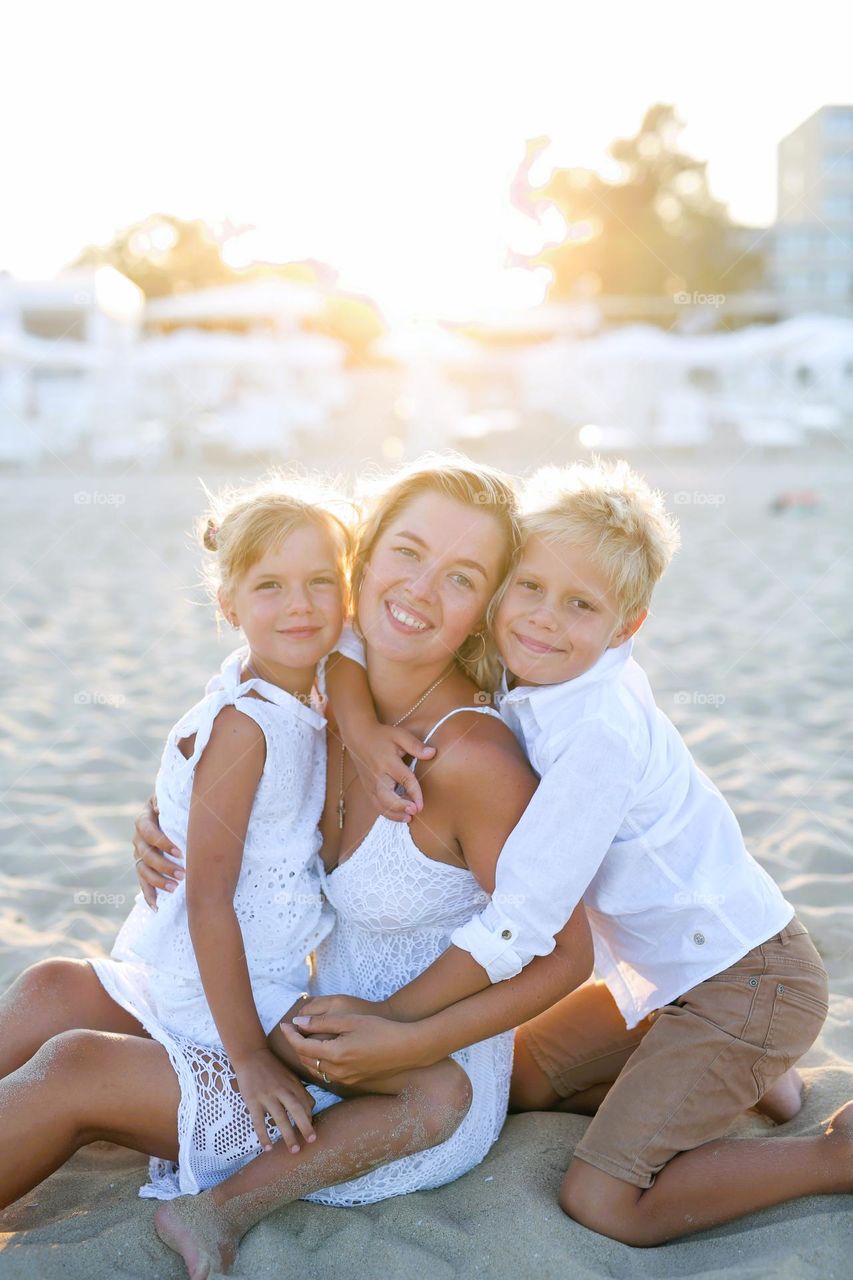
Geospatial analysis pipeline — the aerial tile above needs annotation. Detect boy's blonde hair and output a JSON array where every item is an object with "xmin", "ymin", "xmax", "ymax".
[
  {"xmin": 521, "ymin": 458, "xmax": 680, "ymax": 623},
  {"xmin": 352, "ymin": 453, "xmax": 522, "ymax": 690},
  {"xmin": 198, "ymin": 471, "xmax": 355, "ymax": 617}
]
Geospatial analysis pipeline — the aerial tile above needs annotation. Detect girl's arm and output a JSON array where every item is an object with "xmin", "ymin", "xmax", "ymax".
[
  {"xmin": 185, "ymin": 706, "xmax": 316, "ymax": 1152},
  {"xmin": 326, "ymin": 652, "xmax": 435, "ymax": 820}
]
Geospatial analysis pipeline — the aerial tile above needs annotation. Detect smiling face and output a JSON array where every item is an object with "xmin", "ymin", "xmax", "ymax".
[
  {"xmin": 494, "ymin": 534, "xmax": 645, "ymax": 687},
  {"xmin": 222, "ymin": 520, "xmax": 345, "ymax": 690},
  {"xmin": 356, "ymin": 490, "xmax": 506, "ymax": 669}
]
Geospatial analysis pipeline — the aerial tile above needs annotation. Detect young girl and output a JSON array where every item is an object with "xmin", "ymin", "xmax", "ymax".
[{"xmin": 90, "ymin": 477, "xmax": 353, "ymax": 1174}]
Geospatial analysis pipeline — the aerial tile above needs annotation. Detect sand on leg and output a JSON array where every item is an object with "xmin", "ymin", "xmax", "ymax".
[
  {"xmin": 0, "ymin": 958, "xmax": 148, "ymax": 1078},
  {"xmin": 154, "ymin": 1057, "xmax": 473, "ymax": 1280},
  {"xmin": 0, "ymin": 1027, "xmax": 180, "ymax": 1209}
]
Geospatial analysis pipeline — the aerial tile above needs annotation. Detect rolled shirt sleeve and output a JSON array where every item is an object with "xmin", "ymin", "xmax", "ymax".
[{"xmin": 451, "ymin": 718, "xmax": 638, "ymax": 982}]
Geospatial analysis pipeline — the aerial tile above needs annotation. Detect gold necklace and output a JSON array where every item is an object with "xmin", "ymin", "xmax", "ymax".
[{"xmin": 337, "ymin": 663, "xmax": 455, "ymax": 829}]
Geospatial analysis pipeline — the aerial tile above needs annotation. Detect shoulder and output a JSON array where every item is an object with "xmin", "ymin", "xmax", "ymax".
[
  {"xmin": 204, "ymin": 703, "xmax": 267, "ymax": 764},
  {"xmin": 424, "ymin": 708, "xmax": 536, "ymax": 798}
]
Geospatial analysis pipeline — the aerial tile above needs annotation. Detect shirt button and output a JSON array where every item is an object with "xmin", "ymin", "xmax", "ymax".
[
  {"xmin": 501, "ymin": 929, "xmax": 513, "ymax": 940},
  {"xmin": 693, "ymin": 932, "xmax": 706, "ymax": 946}
]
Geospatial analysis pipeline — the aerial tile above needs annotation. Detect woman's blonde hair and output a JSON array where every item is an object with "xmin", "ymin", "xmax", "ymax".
[
  {"xmin": 198, "ymin": 471, "xmax": 355, "ymax": 619},
  {"xmin": 521, "ymin": 458, "xmax": 680, "ymax": 623},
  {"xmin": 352, "ymin": 454, "xmax": 522, "ymax": 690}
]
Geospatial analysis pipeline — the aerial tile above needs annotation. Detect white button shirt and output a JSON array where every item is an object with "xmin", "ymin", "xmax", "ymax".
[{"xmin": 449, "ymin": 639, "xmax": 794, "ymax": 1029}]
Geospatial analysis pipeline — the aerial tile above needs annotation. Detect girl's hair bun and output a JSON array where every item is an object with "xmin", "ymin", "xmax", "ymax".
[{"xmin": 203, "ymin": 518, "xmax": 219, "ymax": 551}]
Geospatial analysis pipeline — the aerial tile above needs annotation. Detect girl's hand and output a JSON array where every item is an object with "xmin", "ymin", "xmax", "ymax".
[
  {"xmin": 346, "ymin": 723, "xmax": 435, "ymax": 822},
  {"xmin": 232, "ymin": 1046, "xmax": 317, "ymax": 1153},
  {"xmin": 132, "ymin": 795, "xmax": 185, "ymax": 908},
  {"xmin": 282, "ymin": 1013, "xmax": 427, "ymax": 1086}
]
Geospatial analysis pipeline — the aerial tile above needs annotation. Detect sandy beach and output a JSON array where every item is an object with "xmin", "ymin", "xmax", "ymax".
[{"xmin": 1, "ymin": 448, "xmax": 851, "ymax": 1278}]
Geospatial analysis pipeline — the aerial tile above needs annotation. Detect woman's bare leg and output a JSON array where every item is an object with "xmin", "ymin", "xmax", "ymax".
[
  {"xmin": 0, "ymin": 959, "xmax": 147, "ymax": 1078},
  {"xmin": 0, "ymin": 1027, "xmax": 180, "ymax": 1209},
  {"xmin": 560, "ymin": 1100, "xmax": 853, "ymax": 1246},
  {"xmin": 154, "ymin": 1059, "xmax": 473, "ymax": 1280}
]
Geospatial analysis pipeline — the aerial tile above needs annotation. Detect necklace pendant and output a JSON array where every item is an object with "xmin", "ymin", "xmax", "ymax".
[{"xmin": 337, "ymin": 795, "xmax": 345, "ymax": 829}]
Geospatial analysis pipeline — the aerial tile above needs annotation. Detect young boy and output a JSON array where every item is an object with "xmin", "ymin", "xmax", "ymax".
[{"xmin": 306, "ymin": 458, "xmax": 847, "ymax": 1245}]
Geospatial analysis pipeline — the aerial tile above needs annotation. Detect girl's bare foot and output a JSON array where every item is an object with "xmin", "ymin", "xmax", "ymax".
[
  {"xmin": 754, "ymin": 1067, "xmax": 804, "ymax": 1124},
  {"xmin": 154, "ymin": 1195, "xmax": 239, "ymax": 1280}
]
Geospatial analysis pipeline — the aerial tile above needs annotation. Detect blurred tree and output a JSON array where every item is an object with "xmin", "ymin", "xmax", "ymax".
[
  {"xmin": 513, "ymin": 105, "xmax": 765, "ymax": 302},
  {"xmin": 71, "ymin": 214, "xmax": 235, "ymax": 298},
  {"xmin": 304, "ymin": 292, "xmax": 387, "ymax": 368}
]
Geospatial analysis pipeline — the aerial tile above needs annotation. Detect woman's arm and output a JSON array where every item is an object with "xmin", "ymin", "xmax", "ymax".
[{"xmin": 185, "ymin": 707, "xmax": 316, "ymax": 1151}]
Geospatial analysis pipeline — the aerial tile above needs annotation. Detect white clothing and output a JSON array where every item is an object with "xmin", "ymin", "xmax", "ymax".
[
  {"xmin": 450, "ymin": 640, "xmax": 794, "ymax": 1028},
  {"xmin": 131, "ymin": 706, "xmax": 515, "ymax": 1205},
  {"xmin": 89, "ymin": 645, "xmax": 335, "ymax": 1194}
]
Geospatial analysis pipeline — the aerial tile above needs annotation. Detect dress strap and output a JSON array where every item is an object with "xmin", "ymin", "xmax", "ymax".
[{"xmin": 409, "ymin": 704, "xmax": 503, "ymax": 774}]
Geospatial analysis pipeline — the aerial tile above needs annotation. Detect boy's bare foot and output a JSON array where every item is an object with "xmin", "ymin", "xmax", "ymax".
[
  {"xmin": 754, "ymin": 1067, "xmax": 804, "ymax": 1124},
  {"xmin": 154, "ymin": 1195, "xmax": 239, "ymax": 1280}
]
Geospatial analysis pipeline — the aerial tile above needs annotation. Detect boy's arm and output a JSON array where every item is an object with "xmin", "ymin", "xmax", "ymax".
[
  {"xmin": 287, "ymin": 904, "xmax": 593, "ymax": 1083},
  {"xmin": 326, "ymin": 645, "xmax": 435, "ymax": 819},
  {"xmin": 449, "ymin": 718, "xmax": 637, "ymax": 983}
]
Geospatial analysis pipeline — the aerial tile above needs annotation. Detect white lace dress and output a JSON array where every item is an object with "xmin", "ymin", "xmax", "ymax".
[
  {"xmin": 88, "ymin": 645, "xmax": 335, "ymax": 1197},
  {"xmin": 119, "ymin": 705, "xmax": 514, "ymax": 1205},
  {"xmin": 303, "ymin": 707, "xmax": 514, "ymax": 1205}
]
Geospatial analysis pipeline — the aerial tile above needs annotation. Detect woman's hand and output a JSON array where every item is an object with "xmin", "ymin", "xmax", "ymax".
[
  {"xmin": 347, "ymin": 723, "xmax": 435, "ymax": 822},
  {"xmin": 232, "ymin": 1045, "xmax": 317, "ymax": 1153},
  {"xmin": 281, "ymin": 1012, "xmax": 429, "ymax": 1086},
  {"xmin": 132, "ymin": 795, "xmax": 185, "ymax": 908}
]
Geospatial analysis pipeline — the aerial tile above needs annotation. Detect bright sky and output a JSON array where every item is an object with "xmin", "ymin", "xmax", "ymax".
[{"xmin": 2, "ymin": 0, "xmax": 851, "ymax": 319}]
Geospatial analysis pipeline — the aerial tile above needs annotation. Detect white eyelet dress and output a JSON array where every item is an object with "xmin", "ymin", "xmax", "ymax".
[
  {"xmin": 302, "ymin": 704, "xmax": 515, "ymax": 1206},
  {"xmin": 88, "ymin": 646, "xmax": 335, "ymax": 1199}
]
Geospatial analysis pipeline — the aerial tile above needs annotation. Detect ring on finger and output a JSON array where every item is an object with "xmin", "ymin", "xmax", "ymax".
[{"xmin": 134, "ymin": 856, "xmax": 144, "ymax": 865}]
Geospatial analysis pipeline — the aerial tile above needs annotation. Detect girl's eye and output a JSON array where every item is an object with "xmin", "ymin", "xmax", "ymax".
[
  {"xmin": 257, "ymin": 581, "xmax": 280, "ymax": 590},
  {"xmin": 311, "ymin": 576, "xmax": 336, "ymax": 586},
  {"xmin": 519, "ymin": 580, "xmax": 541, "ymax": 592},
  {"xmin": 394, "ymin": 546, "xmax": 418, "ymax": 559},
  {"xmin": 569, "ymin": 598, "xmax": 592, "ymax": 611},
  {"xmin": 450, "ymin": 573, "xmax": 474, "ymax": 589}
]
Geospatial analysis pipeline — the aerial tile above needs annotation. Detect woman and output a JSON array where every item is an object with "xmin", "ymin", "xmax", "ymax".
[{"xmin": 0, "ymin": 459, "xmax": 592, "ymax": 1276}]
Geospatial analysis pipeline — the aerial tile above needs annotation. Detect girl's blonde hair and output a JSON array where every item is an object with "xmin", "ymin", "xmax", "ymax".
[
  {"xmin": 198, "ymin": 471, "xmax": 355, "ymax": 618},
  {"xmin": 521, "ymin": 458, "xmax": 680, "ymax": 623},
  {"xmin": 352, "ymin": 454, "xmax": 522, "ymax": 690}
]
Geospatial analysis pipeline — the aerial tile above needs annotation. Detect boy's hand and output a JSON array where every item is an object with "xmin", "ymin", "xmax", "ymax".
[
  {"xmin": 231, "ymin": 1045, "xmax": 317, "ymax": 1153},
  {"xmin": 344, "ymin": 723, "xmax": 436, "ymax": 822},
  {"xmin": 132, "ymin": 795, "xmax": 185, "ymax": 908},
  {"xmin": 296, "ymin": 994, "xmax": 392, "ymax": 1021}
]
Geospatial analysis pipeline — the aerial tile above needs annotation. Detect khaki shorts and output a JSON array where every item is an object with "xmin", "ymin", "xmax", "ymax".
[{"xmin": 516, "ymin": 916, "xmax": 829, "ymax": 1188}]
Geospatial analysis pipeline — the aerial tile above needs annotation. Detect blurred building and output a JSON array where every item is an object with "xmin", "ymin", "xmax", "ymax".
[{"xmin": 774, "ymin": 105, "xmax": 853, "ymax": 313}]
